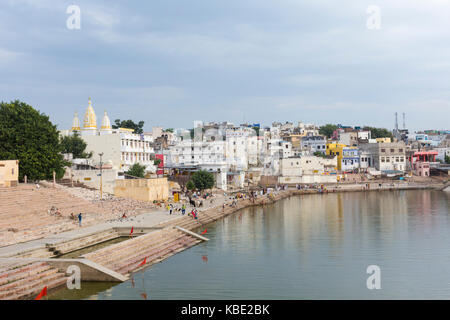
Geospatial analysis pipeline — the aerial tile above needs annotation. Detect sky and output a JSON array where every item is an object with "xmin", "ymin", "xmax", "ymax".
[{"xmin": 1, "ymin": 0, "xmax": 450, "ymax": 133}]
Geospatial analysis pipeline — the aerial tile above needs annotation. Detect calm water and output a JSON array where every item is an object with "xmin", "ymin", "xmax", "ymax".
[{"xmin": 51, "ymin": 190, "xmax": 450, "ymax": 300}]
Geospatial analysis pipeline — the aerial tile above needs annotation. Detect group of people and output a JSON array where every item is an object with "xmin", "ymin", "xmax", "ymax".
[{"xmin": 69, "ymin": 212, "xmax": 83, "ymax": 226}]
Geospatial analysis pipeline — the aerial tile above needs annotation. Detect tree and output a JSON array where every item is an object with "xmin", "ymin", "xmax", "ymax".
[
  {"xmin": 313, "ymin": 151, "xmax": 327, "ymax": 158},
  {"xmin": 319, "ymin": 124, "xmax": 339, "ymax": 138},
  {"xmin": 125, "ymin": 163, "xmax": 146, "ymax": 178},
  {"xmin": 191, "ymin": 170, "xmax": 215, "ymax": 192},
  {"xmin": 186, "ymin": 180, "xmax": 195, "ymax": 191},
  {"xmin": 363, "ymin": 126, "xmax": 393, "ymax": 139},
  {"xmin": 0, "ymin": 100, "xmax": 68, "ymax": 181},
  {"xmin": 445, "ymin": 155, "xmax": 450, "ymax": 164},
  {"xmin": 164, "ymin": 128, "xmax": 174, "ymax": 133},
  {"xmin": 112, "ymin": 119, "xmax": 145, "ymax": 134},
  {"xmin": 153, "ymin": 158, "xmax": 161, "ymax": 167},
  {"xmin": 60, "ymin": 132, "xmax": 93, "ymax": 159}
]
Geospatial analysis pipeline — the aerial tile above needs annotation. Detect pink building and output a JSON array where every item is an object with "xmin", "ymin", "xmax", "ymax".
[{"xmin": 410, "ymin": 151, "xmax": 437, "ymax": 177}]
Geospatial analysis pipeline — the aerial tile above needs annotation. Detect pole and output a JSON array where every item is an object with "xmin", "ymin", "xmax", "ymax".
[{"xmin": 99, "ymin": 152, "xmax": 104, "ymax": 200}]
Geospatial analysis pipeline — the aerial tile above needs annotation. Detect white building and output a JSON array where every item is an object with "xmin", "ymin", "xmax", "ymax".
[
  {"xmin": 65, "ymin": 98, "xmax": 155, "ymax": 172},
  {"xmin": 279, "ymin": 156, "xmax": 338, "ymax": 184}
]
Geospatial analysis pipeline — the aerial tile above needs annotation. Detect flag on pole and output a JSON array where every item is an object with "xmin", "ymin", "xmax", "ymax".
[
  {"xmin": 201, "ymin": 229, "xmax": 207, "ymax": 235},
  {"xmin": 129, "ymin": 226, "xmax": 134, "ymax": 237},
  {"xmin": 139, "ymin": 257, "xmax": 147, "ymax": 267},
  {"xmin": 35, "ymin": 286, "xmax": 47, "ymax": 300}
]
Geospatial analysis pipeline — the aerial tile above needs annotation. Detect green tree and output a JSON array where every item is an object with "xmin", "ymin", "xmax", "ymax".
[
  {"xmin": 445, "ymin": 155, "xmax": 450, "ymax": 164},
  {"xmin": 186, "ymin": 180, "xmax": 195, "ymax": 191},
  {"xmin": 112, "ymin": 119, "xmax": 145, "ymax": 134},
  {"xmin": 319, "ymin": 124, "xmax": 339, "ymax": 138},
  {"xmin": 153, "ymin": 158, "xmax": 161, "ymax": 167},
  {"xmin": 363, "ymin": 126, "xmax": 394, "ymax": 139},
  {"xmin": 191, "ymin": 170, "xmax": 215, "ymax": 192},
  {"xmin": 125, "ymin": 163, "xmax": 146, "ymax": 178},
  {"xmin": 313, "ymin": 151, "xmax": 327, "ymax": 158},
  {"xmin": 164, "ymin": 128, "xmax": 174, "ymax": 133},
  {"xmin": 0, "ymin": 100, "xmax": 68, "ymax": 181},
  {"xmin": 60, "ymin": 132, "xmax": 93, "ymax": 159}
]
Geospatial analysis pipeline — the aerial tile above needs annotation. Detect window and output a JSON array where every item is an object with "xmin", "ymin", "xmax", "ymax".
[
  {"xmin": 399, "ymin": 149, "xmax": 403, "ymax": 153},
  {"xmin": 381, "ymin": 149, "xmax": 385, "ymax": 153},
  {"xmin": 395, "ymin": 157, "xmax": 399, "ymax": 162},
  {"xmin": 386, "ymin": 157, "xmax": 390, "ymax": 162},
  {"xmin": 390, "ymin": 149, "xmax": 395, "ymax": 153},
  {"xmin": 381, "ymin": 157, "xmax": 385, "ymax": 162}
]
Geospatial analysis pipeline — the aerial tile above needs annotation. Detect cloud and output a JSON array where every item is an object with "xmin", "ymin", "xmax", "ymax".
[{"xmin": 1, "ymin": 1, "xmax": 450, "ymax": 131}]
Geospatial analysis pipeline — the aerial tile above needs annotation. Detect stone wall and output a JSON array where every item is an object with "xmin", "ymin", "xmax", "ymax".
[
  {"xmin": 0, "ymin": 160, "xmax": 19, "ymax": 187},
  {"xmin": 114, "ymin": 178, "xmax": 169, "ymax": 202}
]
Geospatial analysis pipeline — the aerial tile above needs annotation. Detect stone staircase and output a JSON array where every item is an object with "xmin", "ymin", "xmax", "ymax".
[
  {"xmin": 46, "ymin": 229, "xmax": 120, "ymax": 256},
  {"xmin": 83, "ymin": 227, "xmax": 202, "ymax": 276},
  {"xmin": 0, "ymin": 184, "xmax": 157, "ymax": 247},
  {"xmin": 0, "ymin": 261, "xmax": 67, "ymax": 300}
]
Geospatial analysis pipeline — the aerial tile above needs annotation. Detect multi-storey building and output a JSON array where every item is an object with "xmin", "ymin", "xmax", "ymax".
[
  {"xmin": 63, "ymin": 98, "xmax": 155, "ymax": 172},
  {"xmin": 301, "ymin": 135, "xmax": 327, "ymax": 154},
  {"xmin": 359, "ymin": 142, "xmax": 406, "ymax": 172}
]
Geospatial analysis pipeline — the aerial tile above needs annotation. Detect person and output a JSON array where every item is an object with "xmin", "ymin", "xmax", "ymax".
[
  {"xmin": 169, "ymin": 204, "xmax": 173, "ymax": 215},
  {"xmin": 35, "ymin": 183, "xmax": 40, "ymax": 190},
  {"xmin": 181, "ymin": 204, "xmax": 186, "ymax": 215},
  {"xmin": 122, "ymin": 212, "xmax": 127, "ymax": 219},
  {"xmin": 194, "ymin": 209, "xmax": 199, "ymax": 221},
  {"xmin": 78, "ymin": 212, "xmax": 82, "ymax": 227},
  {"xmin": 166, "ymin": 204, "xmax": 171, "ymax": 214}
]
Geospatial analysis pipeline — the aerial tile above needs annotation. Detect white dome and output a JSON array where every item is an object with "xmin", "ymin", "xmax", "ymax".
[{"xmin": 101, "ymin": 111, "xmax": 112, "ymax": 130}]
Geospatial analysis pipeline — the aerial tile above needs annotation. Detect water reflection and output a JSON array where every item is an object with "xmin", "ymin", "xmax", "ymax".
[{"xmin": 50, "ymin": 190, "xmax": 450, "ymax": 300}]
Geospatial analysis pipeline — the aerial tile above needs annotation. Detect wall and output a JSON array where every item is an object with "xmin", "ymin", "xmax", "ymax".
[
  {"xmin": 82, "ymin": 134, "xmax": 122, "ymax": 170},
  {"xmin": 114, "ymin": 178, "xmax": 169, "ymax": 202},
  {"xmin": 279, "ymin": 174, "xmax": 337, "ymax": 184},
  {"xmin": 71, "ymin": 169, "xmax": 119, "ymax": 194},
  {"xmin": 0, "ymin": 160, "xmax": 19, "ymax": 187}
]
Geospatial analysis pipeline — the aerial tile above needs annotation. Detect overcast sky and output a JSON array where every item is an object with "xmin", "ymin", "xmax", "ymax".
[{"xmin": 1, "ymin": 0, "xmax": 449, "ymax": 132}]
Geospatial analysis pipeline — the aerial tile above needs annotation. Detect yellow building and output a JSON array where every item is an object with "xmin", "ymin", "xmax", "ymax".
[
  {"xmin": 0, "ymin": 160, "xmax": 19, "ymax": 187},
  {"xmin": 326, "ymin": 143, "xmax": 359, "ymax": 171},
  {"xmin": 375, "ymin": 137, "xmax": 391, "ymax": 143},
  {"xmin": 114, "ymin": 178, "xmax": 169, "ymax": 202}
]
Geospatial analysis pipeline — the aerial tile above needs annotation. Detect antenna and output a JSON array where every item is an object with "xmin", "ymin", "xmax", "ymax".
[
  {"xmin": 402, "ymin": 112, "xmax": 406, "ymax": 129},
  {"xmin": 395, "ymin": 112, "xmax": 398, "ymax": 131}
]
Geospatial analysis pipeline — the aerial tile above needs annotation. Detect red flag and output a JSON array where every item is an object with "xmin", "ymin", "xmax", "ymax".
[
  {"xmin": 129, "ymin": 226, "xmax": 134, "ymax": 236},
  {"xmin": 139, "ymin": 257, "xmax": 147, "ymax": 267},
  {"xmin": 35, "ymin": 286, "xmax": 47, "ymax": 300},
  {"xmin": 201, "ymin": 229, "xmax": 207, "ymax": 235}
]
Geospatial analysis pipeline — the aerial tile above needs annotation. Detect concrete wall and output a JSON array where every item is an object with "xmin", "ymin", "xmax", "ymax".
[
  {"xmin": 0, "ymin": 160, "xmax": 19, "ymax": 187},
  {"xmin": 82, "ymin": 133, "xmax": 122, "ymax": 170},
  {"xmin": 114, "ymin": 178, "xmax": 169, "ymax": 202},
  {"xmin": 71, "ymin": 169, "xmax": 119, "ymax": 194},
  {"xmin": 279, "ymin": 174, "xmax": 337, "ymax": 184}
]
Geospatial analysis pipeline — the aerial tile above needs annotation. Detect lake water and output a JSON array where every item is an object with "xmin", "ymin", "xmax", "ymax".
[{"xmin": 50, "ymin": 190, "xmax": 450, "ymax": 300}]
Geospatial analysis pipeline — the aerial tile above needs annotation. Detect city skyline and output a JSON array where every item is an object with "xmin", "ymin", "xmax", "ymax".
[{"xmin": 1, "ymin": 1, "xmax": 450, "ymax": 132}]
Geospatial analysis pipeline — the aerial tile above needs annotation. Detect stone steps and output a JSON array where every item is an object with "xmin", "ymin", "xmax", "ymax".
[
  {"xmin": 0, "ymin": 263, "xmax": 52, "ymax": 286},
  {"xmin": 84, "ymin": 227, "xmax": 202, "ymax": 276},
  {"xmin": 0, "ymin": 262, "xmax": 67, "ymax": 300},
  {"xmin": 111, "ymin": 231, "xmax": 189, "ymax": 269},
  {"xmin": 85, "ymin": 228, "xmax": 179, "ymax": 266},
  {"xmin": 116, "ymin": 236, "xmax": 200, "ymax": 275},
  {"xmin": 47, "ymin": 229, "xmax": 120, "ymax": 255}
]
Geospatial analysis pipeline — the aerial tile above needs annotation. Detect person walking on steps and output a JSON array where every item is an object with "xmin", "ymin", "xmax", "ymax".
[{"xmin": 78, "ymin": 212, "xmax": 82, "ymax": 227}]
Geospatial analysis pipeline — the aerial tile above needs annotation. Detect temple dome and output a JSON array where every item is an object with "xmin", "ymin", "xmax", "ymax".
[
  {"xmin": 101, "ymin": 110, "xmax": 112, "ymax": 130},
  {"xmin": 83, "ymin": 98, "xmax": 97, "ymax": 130},
  {"xmin": 71, "ymin": 112, "xmax": 80, "ymax": 131}
]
